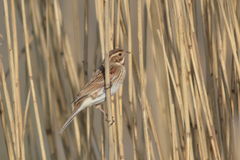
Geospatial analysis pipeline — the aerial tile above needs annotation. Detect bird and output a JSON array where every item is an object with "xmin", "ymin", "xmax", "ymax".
[{"xmin": 60, "ymin": 49, "xmax": 130, "ymax": 133}]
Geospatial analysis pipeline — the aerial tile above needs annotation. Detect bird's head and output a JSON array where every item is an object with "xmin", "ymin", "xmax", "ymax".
[{"xmin": 109, "ymin": 49, "xmax": 130, "ymax": 65}]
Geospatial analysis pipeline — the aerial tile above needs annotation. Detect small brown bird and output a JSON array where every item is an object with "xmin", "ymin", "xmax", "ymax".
[{"xmin": 60, "ymin": 49, "xmax": 129, "ymax": 133}]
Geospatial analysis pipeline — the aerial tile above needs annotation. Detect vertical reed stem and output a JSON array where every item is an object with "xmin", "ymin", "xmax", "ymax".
[
  {"xmin": 21, "ymin": 1, "xmax": 47, "ymax": 159},
  {"xmin": 104, "ymin": 0, "xmax": 115, "ymax": 159},
  {"xmin": 137, "ymin": 0, "xmax": 150, "ymax": 159}
]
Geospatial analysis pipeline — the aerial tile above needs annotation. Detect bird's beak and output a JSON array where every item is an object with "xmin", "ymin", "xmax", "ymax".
[{"xmin": 125, "ymin": 51, "xmax": 131, "ymax": 54}]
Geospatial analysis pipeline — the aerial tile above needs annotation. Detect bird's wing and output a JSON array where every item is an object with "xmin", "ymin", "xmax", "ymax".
[
  {"xmin": 71, "ymin": 66, "xmax": 105, "ymax": 107},
  {"xmin": 72, "ymin": 64, "xmax": 123, "ymax": 107},
  {"xmin": 60, "ymin": 68, "xmax": 105, "ymax": 134}
]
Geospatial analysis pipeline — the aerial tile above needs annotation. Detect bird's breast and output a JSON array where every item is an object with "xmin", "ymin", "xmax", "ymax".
[{"xmin": 111, "ymin": 83, "xmax": 121, "ymax": 95}]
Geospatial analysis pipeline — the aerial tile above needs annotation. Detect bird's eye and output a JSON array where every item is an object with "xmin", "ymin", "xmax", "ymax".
[{"xmin": 119, "ymin": 53, "xmax": 122, "ymax": 56}]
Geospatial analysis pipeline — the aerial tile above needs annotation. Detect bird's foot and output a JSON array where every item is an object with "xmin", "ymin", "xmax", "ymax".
[
  {"xmin": 95, "ymin": 106, "xmax": 115, "ymax": 125},
  {"xmin": 105, "ymin": 115, "xmax": 115, "ymax": 126}
]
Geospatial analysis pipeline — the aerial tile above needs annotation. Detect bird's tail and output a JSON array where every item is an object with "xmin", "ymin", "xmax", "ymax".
[{"xmin": 59, "ymin": 104, "xmax": 86, "ymax": 134}]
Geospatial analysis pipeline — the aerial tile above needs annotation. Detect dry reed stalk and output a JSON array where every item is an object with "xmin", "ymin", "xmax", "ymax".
[
  {"xmin": 53, "ymin": 0, "xmax": 62, "ymax": 45},
  {"xmin": 28, "ymin": 1, "xmax": 67, "ymax": 158},
  {"xmin": 115, "ymin": 0, "xmax": 121, "ymax": 47},
  {"xmin": 62, "ymin": 30, "xmax": 83, "ymax": 159},
  {"xmin": 116, "ymin": 88, "xmax": 125, "ymax": 159},
  {"xmin": 48, "ymin": 0, "xmax": 83, "ymax": 150},
  {"xmin": 82, "ymin": 1, "xmax": 91, "ymax": 157},
  {"xmin": 115, "ymin": 18, "xmax": 125, "ymax": 160},
  {"xmin": 109, "ymin": 2, "xmax": 118, "ymax": 159},
  {"xmin": 215, "ymin": 19, "xmax": 227, "ymax": 159},
  {"xmin": 0, "ymin": 112, "xmax": 14, "ymax": 160},
  {"xmin": 2, "ymin": 0, "xmax": 18, "ymax": 158},
  {"xmin": 131, "ymin": 79, "xmax": 140, "ymax": 159},
  {"xmin": 145, "ymin": 93, "xmax": 165, "ymax": 160},
  {"xmin": 111, "ymin": 96, "xmax": 118, "ymax": 160},
  {"xmin": 152, "ymin": 0, "xmax": 175, "ymax": 159},
  {"xmin": 123, "ymin": 0, "xmax": 138, "ymax": 159},
  {"xmin": 87, "ymin": 108, "xmax": 91, "ymax": 159},
  {"xmin": 180, "ymin": 22, "xmax": 209, "ymax": 159},
  {"xmin": 0, "ymin": 61, "xmax": 15, "ymax": 160},
  {"xmin": 216, "ymin": 1, "xmax": 240, "ymax": 79},
  {"xmin": 194, "ymin": 83, "xmax": 209, "ymax": 159},
  {"xmin": 104, "ymin": 0, "xmax": 115, "ymax": 159},
  {"xmin": 114, "ymin": 0, "xmax": 125, "ymax": 159},
  {"xmin": 119, "ymin": 47, "xmax": 126, "ymax": 160},
  {"xmin": 128, "ymin": 57, "xmax": 144, "ymax": 158},
  {"xmin": 10, "ymin": 0, "xmax": 24, "ymax": 158},
  {"xmin": 45, "ymin": 3, "xmax": 56, "ymax": 158},
  {"xmin": 158, "ymin": 31, "xmax": 180, "ymax": 160},
  {"xmin": 186, "ymin": 2, "xmax": 225, "ymax": 159},
  {"xmin": 101, "ymin": 122, "xmax": 106, "ymax": 160},
  {"xmin": 62, "ymin": 29, "xmax": 80, "ymax": 89},
  {"xmin": 188, "ymin": 29, "xmax": 222, "ymax": 160},
  {"xmin": 145, "ymin": 1, "xmax": 167, "ymax": 159},
  {"xmin": 156, "ymin": 31, "xmax": 179, "ymax": 160},
  {"xmin": 64, "ymin": 39, "xmax": 82, "ymax": 155},
  {"xmin": 112, "ymin": 1, "xmax": 123, "ymax": 159},
  {"xmin": 95, "ymin": 1, "xmax": 106, "ymax": 158},
  {"xmin": 137, "ymin": 1, "xmax": 151, "ymax": 159},
  {"xmin": 0, "ymin": 110, "xmax": 14, "ymax": 160},
  {"xmin": 21, "ymin": 1, "xmax": 47, "ymax": 159},
  {"xmin": 23, "ymin": 89, "xmax": 31, "ymax": 137},
  {"xmin": 61, "ymin": 37, "xmax": 82, "ymax": 155},
  {"xmin": 110, "ymin": 0, "xmax": 114, "ymax": 49},
  {"xmin": 96, "ymin": 0, "xmax": 105, "ymax": 55},
  {"xmin": 168, "ymin": 95, "xmax": 180, "ymax": 160},
  {"xmin": 174, "ymin": 1, "xmax": 193, "ymax": 159}
]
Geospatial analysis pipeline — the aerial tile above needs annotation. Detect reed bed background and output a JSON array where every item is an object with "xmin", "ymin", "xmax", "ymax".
[{"xmin": 0, "ymin": 0, "xmax": 240, "ymax": 159}]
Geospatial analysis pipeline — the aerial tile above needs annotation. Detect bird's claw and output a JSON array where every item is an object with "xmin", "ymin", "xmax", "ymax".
[{"xmin": 105, "ymin": 115, "xmax": 115, "ymax": 126}]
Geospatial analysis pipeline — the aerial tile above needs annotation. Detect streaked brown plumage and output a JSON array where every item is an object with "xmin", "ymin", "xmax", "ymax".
[{"xmin": 60, "ymin": 49, "xmax": 129, "ymax": 133}]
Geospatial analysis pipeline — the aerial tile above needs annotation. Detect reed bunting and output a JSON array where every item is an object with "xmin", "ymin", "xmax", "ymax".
[{"xmin": 60, "ymin": 49, "xmax": 129, "ymax": 133}]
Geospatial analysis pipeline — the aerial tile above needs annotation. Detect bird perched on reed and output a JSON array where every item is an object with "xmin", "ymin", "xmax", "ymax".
[{"xmin": 60, "ymin": 49, "xmax": 130, "ymax": 133}]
